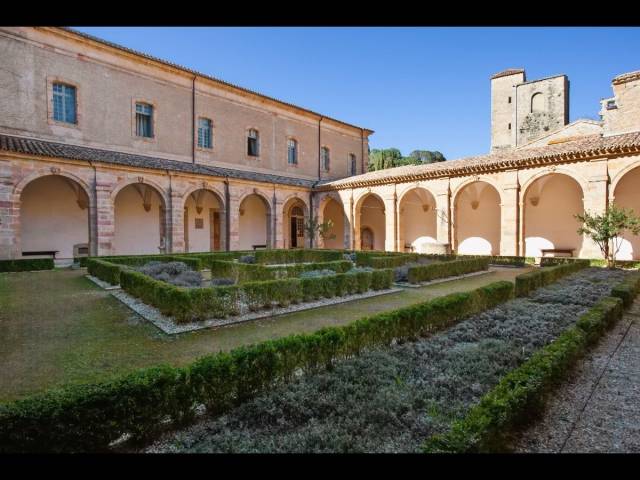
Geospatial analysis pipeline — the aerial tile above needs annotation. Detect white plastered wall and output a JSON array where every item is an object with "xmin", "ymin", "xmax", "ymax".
[
  {"xmin": 322, "ymin": 198, "xmax": 345, "ymax": 249},
  {"xmin": 359, "ymin": 194, "xmax": 386, "ymax": 251},
  {"xmin": 20, "ymin": 175, "xmax": 89, "ymax": 259},
  {"xmin": 399, "ymin": 188, "xmax": 437, "ymax": 252},
  {"xmin": 238, "ymin": 194, "xmax": 268, "ymax": 250},
  {"xmin": 523, "ymin": 174, "xmax": 584, "ymax": 257},
  {"xmin": 613, "ymin": 166, "xmax": 640, "ymax": 260},
  {"xmin": 113, "ymin": 184, "xmax": 164, "ymax": 255},
  {"xmin": 184, "ymin": 190, "xmax": 220, "ymax": 253},
  {"xmin": 455, "ymin": 182, "xmax": 501, "ymax": 255}
]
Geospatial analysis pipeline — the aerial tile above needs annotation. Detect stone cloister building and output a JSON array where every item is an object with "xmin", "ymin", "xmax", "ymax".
[{"xmin": 1, "ymin": 27, "xmax": 640, "ymax": 262}]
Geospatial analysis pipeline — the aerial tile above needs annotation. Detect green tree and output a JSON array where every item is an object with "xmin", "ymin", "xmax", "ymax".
[
  {"xmin": 575, "ymin": 203, "xmax": 640, "ymax": 268},
  {"xmin": 304, "ymin": 216, "xmax": 336, "ymax": 243},
  {"xmin": 369, "ymin": 148, "xmax": 446, "ymax": 171},
  {"xmin": 408, "ymin": 150, "xmax": 447, "ymax": 164}
]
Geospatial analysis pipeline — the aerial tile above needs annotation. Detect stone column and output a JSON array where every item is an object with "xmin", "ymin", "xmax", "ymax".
[
  {"xmin": 273, "ymin": 196, "xmax": 284, "ymax": 249},
  {"xmin": 228, "ymin": 188, "xmax": 241, "ymax": 251},
  {"xmin": 432, "ymin": 179, "xmax": 451, "ymax": 251},
  {"xmin": 500, "ymin": 172, "xmax": 519, "ymax": 256},
  {"xmin": 349, "ymin": 192, "xmax": 357, "ymax": 250},
  {"xmin": 382, "ymin": 192, "xmax": 397, "ymax": 252},
  {"xmin": 95, "ymin": 180, "xmax": 115, "ymax": 256},
  {"xmin": 169, "ymin": 190, "xmax": 185, "ymax": 253},
  {"xmin": 0, "ymin": 161, "xmax": 19, "ymax": 259},
  {"xmin": 581, "ymin": 160, "xmax": 609, "ymax": 259}
]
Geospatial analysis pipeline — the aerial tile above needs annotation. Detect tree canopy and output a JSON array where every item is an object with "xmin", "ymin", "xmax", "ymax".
[{"xmin": 367, "ymin": 148, "xmax": 446, "ymax": 171}]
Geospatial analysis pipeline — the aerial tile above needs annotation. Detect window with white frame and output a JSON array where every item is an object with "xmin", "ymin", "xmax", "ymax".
[
  {"xmin": 287, "ymin": 138, "xmax": 298, "ymax": 165},
  {"xmin": 349, "ymin": 153, "xmax": 356, "ymax": 175},
  {"xmin": 135, "ymin": 103, "xmax": 154, "ymax": 138},
  {"xmin": 52, "ymin": 83, "xmax": 77, "ymax": 124},
  {"xmin": 198, "ymin": 118, "xmax": 213, "ymax": 149},
  {"xmin": 247, "ymin": 129, "xmax": 259, "ymax": 156},
  {"xmin": 321, "ymin": 146, "xmax": 330, "ymax": 171}
]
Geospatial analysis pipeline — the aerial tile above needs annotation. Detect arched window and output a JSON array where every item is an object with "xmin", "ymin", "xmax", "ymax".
[
  {"xmin": 287, "ymin": 138, "xmax": 298, "ymax": 165},
  {"xmin": 247, "ymin": 129, "xmax": 259, "ymax": 156},
  {"xmin": 531, "ymin": 92, "xmax": 544, "ymax": 113},
  {"xmin": 321, "ymin": 146, "xmax": 330, "ymax": 171},
  {"xmin": 198, "ymin": 118, "xmax": 213, "ymax": 149}
]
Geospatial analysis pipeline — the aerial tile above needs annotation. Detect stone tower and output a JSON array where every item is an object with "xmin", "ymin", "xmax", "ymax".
[{"xmin": 490, "ymin": 68, "xmax": 569, "ymax": 152}]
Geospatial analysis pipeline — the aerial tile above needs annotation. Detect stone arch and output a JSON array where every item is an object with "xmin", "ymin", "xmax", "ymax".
[
  {"xmin": 113, "ymin": 181, "xmax": 168, "ymax": 255},
  {"xmin": 451, "ymin": 176, "xmax": 504, "ymax": 206},
  {"xmin": 13, "ymin": 169, "xmax": 92, "ymax": 201},
  {"xmin": 282, "ymin": 195, "xmax": 309, "ymax": 249},
  {"xmin": 610, "ymin": 160, "xmax": 640, "ymax": 198},
  {"xmin": 238, "ymin": 191, "xmax": 272, "ymax": 250},
  {"xmin": 612, "ymin": 165, "xmax": 640, "ymax": 260},
  {"xmin": 520, "ymin": 167, "xmax": 588, "ymax": 199},
  {"xmin": 453, "ymin": 180, "xmax": 501, "ymax": 255},
  {"xmin": 319, "ymin": 194, "xmax": 347, "ymax": 250},
  {"xmin": 522, "ymin": 172, "xmax": 585, "ymax": 258},
  {"xmin": 110, "ymin": 177, "xmax": 169, "ymax": 207},
  {"xmin": 18, "ymin": 173, "xmax": 92, "ymax": 260},
  {"xmin": 398, "ymin": 187, "xmax": 437, "ymax": 253},
  {"xmin": 355, "ymin": 192, "xmax": 386, "ymax": 251},
  {"xmin": 182, "ymin": 187, "xmax": 226, "ymax": 252},
  {"xmin": 531, "ymin": 92, "xmax": 545, "ymax": 113}
]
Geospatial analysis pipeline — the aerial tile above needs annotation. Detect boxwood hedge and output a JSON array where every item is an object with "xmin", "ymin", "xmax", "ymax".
[
  {"xmin": 407, "ymin": 257, "xmax": 490, "ymax": 284},
  {"xmin": 423, "ymin": 272, "xmax": 640, "ymax": 453},
  {"xmin": 0, "ymin": 280, "xmax": 514, "ymax": 453},
  {"xmin": 514, "ymin": 260, "xmax": 590, "ymax": 297},
  {"xmin": 0, "ymin": 258, "xmax": 54, "ymax": 273}
]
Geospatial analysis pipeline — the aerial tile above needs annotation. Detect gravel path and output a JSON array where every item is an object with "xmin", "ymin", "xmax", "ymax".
[{"xmin": 511, "ymin": 299, "xmax": 640, "ymax": 453}]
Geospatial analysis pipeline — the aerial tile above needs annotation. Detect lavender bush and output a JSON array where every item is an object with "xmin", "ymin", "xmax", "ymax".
[
  {"xmin": 137, "ymin": 261, "xmax": 203, "ymax": 287},
  {"xmin": 147, "ymin": 268, "xmax": 627, "ymax": 453}
]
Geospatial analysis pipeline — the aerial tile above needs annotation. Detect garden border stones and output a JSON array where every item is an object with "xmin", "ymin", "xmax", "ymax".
[{"xmin": 111, "ymin": 286, "xmax": 403, "ymax": 334}]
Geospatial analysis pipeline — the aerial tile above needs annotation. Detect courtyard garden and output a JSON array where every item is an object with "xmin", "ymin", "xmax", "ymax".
[{"xmin": 1, "ymin": 249, "xmax": 639, "ymax": 453}]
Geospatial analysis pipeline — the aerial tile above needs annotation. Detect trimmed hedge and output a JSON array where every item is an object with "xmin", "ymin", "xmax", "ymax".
[
  {"xmin": 407, "ymin": 257, "xmax": 490, "ymax": 284},
  {"xmin": 423, "ymin": 273, "xmax": 640, "ymax": 453},
  {"xmin": 86, "ymin": 258, "xmax": 123, "ymax": 285},
  {"xmin": 0, "ymin": 280, "xmax": 514, "ymax": 453},
  {"xmin": 514, "ymin": 260, "xmax": 590, "ymax": 297},
  {"xmin": 254, "ymin": 249, "xmax": 345, "ymax": 265},
  {"xmin": 459, "ymin": 255, "xmax": 535, "ymax": 267},
  {"xmin": 540, "ymin": 256, "xmax": 640, "ymax": 269},
  {"xmin": 120, "ymin": 267, "xmax": 394, "ymax": 323},
  {"xmin": 209, "ymin": 259, "xmax": 353, "ymax": 283},
  {"xmin": 0, "ymin": 258, "xmax": 55, "ymax": 273}
]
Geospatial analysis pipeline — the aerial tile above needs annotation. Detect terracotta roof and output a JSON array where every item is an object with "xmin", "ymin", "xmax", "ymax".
[
  {"xmin": 490, "ymin": 68, "xmax": 525, "ymax": 80},
  {"xmin": 613, "ymin": 70, "xmax": 640, "ymax": 85},
  {"xmin": 0, "ymin": 134, "xmax": 317, "ymax": 188},
  {"xmin": 50, "ymin": 28, "xmax": 373, "ymax": 135},
  {"xmin": 318, "ymin": 131, "xmax": 640, "ymax": 190}
]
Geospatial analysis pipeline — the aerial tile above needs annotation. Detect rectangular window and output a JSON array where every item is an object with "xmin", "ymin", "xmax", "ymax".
[
  {"xmin": 508, "ymin": 123, "xmax": 511, "ymax": 130},
  {"xmin": 508, "ymin": 96, "xmax": 512, "ymax": 104},
  {"xmin": 287, "ymin": 139, "xmax": 297, "ymax": 165},
  {"xmin": 349, "ymin": 153, "xmax": 356, "ymax": 175},
  {"xmin": 52, "ymin": 83, "xmax": 77, "ymax": 124},
  {"xmin": 247, "ymin": 129, "xmax": 259, "ymax": 156},
  {"xmin": 321, "ymin": 147, "xmax": 330, "ymax": 171},
  {"xmin": 135, "ymin": 103, "xmax": 154, "ymax": 138},
  {"xmin": 198, "ymin": 118, "xmax": 212, "ymax": 148}
]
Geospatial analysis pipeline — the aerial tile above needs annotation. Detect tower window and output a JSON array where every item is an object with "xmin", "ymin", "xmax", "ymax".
[
  {"xmin": 508, "ymin": 96, "xmax": 512, "ymax": 104},
  {"xmin": 508, "ymin": 123, "xmax": 511, "ymax": 130}
]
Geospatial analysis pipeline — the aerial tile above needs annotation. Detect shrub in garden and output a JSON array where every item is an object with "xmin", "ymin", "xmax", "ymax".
[
  {"xmin": 514, "ymin": 260, "xmax": 589, "ymax": 297},
  {"xmin": 0, "ymin": 258, "xmax": 55, "ymax": 273},
  {"xmin": 239, "ymin": 255, "xmax": 256, "ymax": 264},
  {"xmin": 299, "ymin": 269, "xmax": 336, "ymax": 279},
  {"xmin": 406, "ymin": 257, "xmax": 489, "ymax": 284},
  {"xmin": 211, "ymin": 278, "xmax": 235, "ymax": 286},
  {"xmin": 0, "ymin": 279, "xmax": 516, "ymax": 453},
  {"xmin": 87, "ymin": 258, "xmax": 122, "ymax": 285},
  {"xmin": 137, "ymin": 261, "xmax": 203, "ymax": 287}
]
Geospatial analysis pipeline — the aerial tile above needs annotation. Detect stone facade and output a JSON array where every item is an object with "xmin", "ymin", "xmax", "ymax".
[
  {"xmin": 491, "ymin": 69, "xmax": 569, "ymax": 152},
  {"xmin": 2, "ymin": 26, "xmax": 640, "ymax": 263}
]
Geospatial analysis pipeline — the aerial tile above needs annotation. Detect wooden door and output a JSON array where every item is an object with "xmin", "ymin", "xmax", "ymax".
[{"xmin": 361, "ymin": 227, "xmax": 374, "ymax": 250}]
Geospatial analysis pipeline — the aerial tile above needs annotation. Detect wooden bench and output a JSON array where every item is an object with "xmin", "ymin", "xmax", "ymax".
[
  {"xmin": 22, "ymin": 250, "xmax": 59, "ymax": 259},
  {"xmin": 540, "ymin": 248, "xmax": 574, "ymax": 258},
  {"xmin": 252, "ymin": 244, "xmax": 267, "ymax": 251},
  {"xmin": 404, "ymin": 244, "xmax": 415, "ymax": 253}
]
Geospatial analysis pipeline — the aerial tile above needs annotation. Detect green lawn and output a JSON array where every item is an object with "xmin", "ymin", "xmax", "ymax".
[{"xmin": 0, "ymin": 266, "xmax": 532, "ymax": 402}]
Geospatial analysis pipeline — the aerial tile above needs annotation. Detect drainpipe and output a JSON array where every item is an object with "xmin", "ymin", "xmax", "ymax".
[
  {"xmin": 88, "ymin": 160, "xmax": 98, "ymax": 257},
  {"xmin": 360, "ymin": 128, "xmax": 365, "ymax": 174},
  {"xmin": 309, "ymin": 190, "xmax": 314, "ymax": 249},
  {"xmin": 272, "ymin": 183, "xmax": 277, "ymax": 248},
  {"xmin": 166, "ymin": 169, "xmax": 172, "ymax": 253},
  {"xmin": 192, "ymin": 76, "xmax": 196, "ymax": 164},
  {"xmin": 224, "ymin": 176, "xmax": 230, "ymax": 251},
  {"xmin": 318, "ymin": 116, "xmax": 323, "ymax": 181}
]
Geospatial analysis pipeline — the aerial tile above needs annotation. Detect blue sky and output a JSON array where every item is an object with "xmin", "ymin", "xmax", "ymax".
[{"xmin": 74, "ymin": 27, "xmax": 640, "ymax": 160}]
